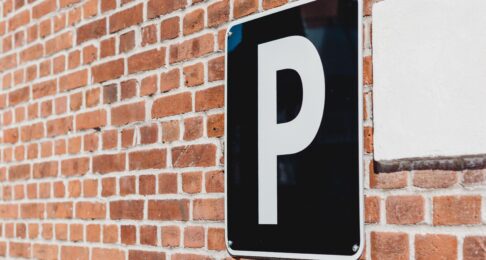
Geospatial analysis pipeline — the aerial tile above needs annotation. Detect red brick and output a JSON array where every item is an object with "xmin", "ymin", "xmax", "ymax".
[
  {"xmin": 109, "ymin": 4, "xmax": 143, "ymax": 32},
  {"xmin": 139, "ymin": 175, "xmax": 156, "ymax": 195},
  {"xmin": 46, "ymin": 116, "xmax": 72, "ymax": 137},
  {"xmin": 9, "ymin": 242, "xmax": 31, "ymax": 258},
  {"xmin": 433, "ymin": 196, "xmax": 481, "ymax": 225},
  {"xmin": 120, "ymin": 30, "xmax": 135, "ymax": 53},
  {"xmin": 184, "ymin": 116, "xmax": 203, "ymax": 140},
  {"xmin": 129, "ymin": 250, "xmax": 166, "ymax": 260},
  {"xmin": 32, "ymin": 80, "xmax": 55, "ymax": 99},
  {"xmin": 101, "ymin": 0, "xmax": 115, "ymax": 12},
  {"xmin": 92, "ymin": 59, "xmax": 124, "ymax": 83},
  {"xmin": 121, "ymin": 225, "xmax": 136, "ymax": 245},
  {"xmin": 160, "ymin": 68, "xmax": 180, "ymax": 92},
  {"xmin": 183, "ymin": 9, "xmax": 204, "ymax": 35},
  {"xmin": 193, "ymin": 198, "xmax": 224, "ymax": 221},
  {"xmin": 121, "ymin": 79, "xmax": 137, "ymax": 100},
  {"xmin": 139, "ymin": 124, "xmax": 158, "ymax": 144},
  {"xmin": 20, "ymin": 44, "xmax": 43, "ymax": 63},
  {"xmin": 0, "ymin": 204, "xmax": 17, "ymax": 219},
  {"xmin": 208, "ymin": 56, "xmax": 224, "ymax": 81},
  {"xmin": 413, "ymin": 170, "xmax": 457, "ymax": 189},
  {"xmin": 364, "ymin": 56, "xmax": 373, "ymax": 85},
  {"xmin": 141, "ymin": 74, "xmax": 158, "ymax": 96},
  {"xmin": 100, "ymin": 37, "xmax": 115, "ymax": 58},
  {"xmin": 9, "ymin": 164, "xmax": 30, "ymax": 180},
  {"xmin": 158, "ymin": 173, "xmax": 178, "ymax": 194},
  {"xmin": 45, "ymin": 31, "xmax": 72, "ymax": 55},
  {"xmin": 386, "ymin": 195, "xmax": 424, "ymax": 224},
  {"xmin": 205, "ymin": 170, "xmax": 224, "ymax": 193},
  {"xmin": 103, "ymin": 84, "xmax": 117, "ymax": 104},
  {"xmin": 161, "ymin": 17, "xmax": 180, "ymax": 41},
  {"xmin": 208, "ymin": 0, "xmax": 229, "ymax": 27},
  {"xmin": 33, "ymin": 0, "xmax": 56, "ymax": 19},
  {"xmin": 207, "ymin": 228, "xmax": 225, "ymax": 251},
  {"xmin": 75, "ymin": 202, "xmax": 105, "ymax": 219},
  {"xmin": 21, "ymin": 122, "xmax": 44, "ymax": 142},
  {"xmin": 172, "ymin": 144, "xmax": 217, "ymax": 168},
  {"xmin": 59, "ymin": 69, "xmax": 88, "ymax": 91},
  {"xmin": 148, "ymin": 200, "xmax": 189, "ymax": 220},
  {"xmin": 4, "ymin": 127, "xmax": 19, "ymax": 144},
  {"xmin": 262, "ymin": 0, "xmax": 287, "ymax": 10},
  {"xmin": 463, "ymin": 169, "xmax": 486, "ymax": 185},
  {"xmin": 92, "ymin": 248, "xmax": 124, "ymax": 260},
  {"xmin": 33, "ymin": 161, "xmax": 57, "ymax": 179},
  {"xmin": 171, "ymin": 253, "xmax": 212, "ymax": 260},
  {"xmin": 120, "ymin": 176, "xmax": 136, "ymax": 195},
  {"xmin": 93, "ymin": 153, "xmax": 125, "ymax": 174},
  {"xmin": 195, "ymin": 85, "xmax": 224, "ymax": 111},
  {"xmin": 233, "ymin": 0, "xmax": 258, "ymax": 18},
  {"xmin": 371, "ymin": 232, "xmax": 409, "ymax": 260},
  {"xmin": 365, "ymin": 195, "xmax": 380, "ymax": 224},
  {"xmin": 140, "ymin": 225, "xmax": 157, "ymax": 246},
  {"xmin": 182, "ymin": 171, "xmax": 202, "ymax": 193},
  {"xmin": 46, "ymin": 202, "xmax": 73, "ymax": 219},
  {"xmin": 142, "ymin": 24, "xmax": 157, "ymax": 46},
  {"xmin": 147, "ymin": 0, "xmax": 186, "ymax": 18},
  {"xmin": 370, "ymin": 169, "xmax": 408, "ymax": 189},
  {"xmin": 111, "ymin": 101, "xmax": 145, "ymax": 126},
  {"xmin": 415, "ymin": 234, "xmax": 457, "ymax": 260},
  {"xmin": 102, "ymin": 177, "xmax": 116, "ymax": 197},
  {"xmin": 60, "ymin": 246, "xmax": 88, "ymax": 260},
  {"xmin": 75, "ymin": 109, "xmax": 107, "ymax": 130},
  {"xmin": 21, "ymin": 203, "xmax": 44, "ymax": 219},
  {"xmin": 170, "ymin": 33, "xmax": 214, "ymax": 63},
  {"xmin": 153, "ymin": 92, "xmax": 192, "ymax": 118},
  {"xmin": 207, "ymin": 113, "xmax": 224, "ymax": 137},
  {"xmin": 129, "ymin": 149, "xmax": 167, "ymax": 170},
  {"xmin": 86, "ymin": 224, "xmax": 100, "ymax": 242},
  {"xmin": 76, "ymin": 18, "xmax": 106, "ymax": 44},
  {"xmin": 464, "ymin": 236, "xmax": 486, "ymax": 260},
  {"xmin": 364, "ymin": 126, "xmax": 373, "ymax": 153},
  {"xmin": 161, "ymin": 226, "xmax": 180, "ymax": 247},
  {"xmin": 33, "ymin": 244, "xmax": 58, "ymax": 260},
  {"xmin": 110, "ymin": 200, "xmax": 144, "ymax": 220},
  {"xmin": 128, "ymin": 48, "xmax": 166, "ymax": 73},
  {"xmin": 9, "ymin": 86, "xmax": 29, "ymax": 106},
  {"xmin": 61, "ymin": 157, "xmax": 89, "ymax": 176},
  {"xmin": 103, "ymin": 225, "xmax": 118, "ymax": 243},
  {"xmin": 184, "ymin": 226, "xmax": 204, "ymax": 248},
  {"xmin": 9, "ymin": 10, "xmax": 30, "ymax": 31},
  {"xmin": 184, "ymin": 63, "xmax": 204, "ymax": 87}
]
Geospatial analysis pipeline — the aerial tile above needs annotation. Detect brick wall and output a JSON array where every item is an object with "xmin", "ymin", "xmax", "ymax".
[{"xmin": 0, "ymin": 0, "xmax": 484, "ymax": 259}]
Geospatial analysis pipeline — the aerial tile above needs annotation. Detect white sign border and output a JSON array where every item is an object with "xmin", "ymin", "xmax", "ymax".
[{"xmin": 224, "ymin": 0, "xmax": 364, "ymax": 258}]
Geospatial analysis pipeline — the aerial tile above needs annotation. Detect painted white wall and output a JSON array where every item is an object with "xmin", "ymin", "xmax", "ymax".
[{"xmin": 372, "ymin": 0, "xmax": 486, "ymax": 161}]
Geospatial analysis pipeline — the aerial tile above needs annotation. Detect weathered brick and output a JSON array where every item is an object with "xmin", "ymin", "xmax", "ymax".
[
  {"xmin": 109, "ymin": 4, "xmax": 143, "ymax": 32},
  {"xmin": 172, "ymin": 144, "xmax": 217, "ymax": 168},
  {"xmin": 371, "ymin": 232, "xmax": 409, "ymax": 260},
  {"xmin": 152, "ymin": 92, "xmax": 192, "ymax": 118},
  {"xmin": 148, "ymin": 200, "xmax": 189, "ymax": 220},
  {"xmin": 127, "ymin": 48, "xmax": 166, "ymax": 73},
  {"xmin": 433, "ymin": 196, "xmax": 481, "ymax": 225},
  {"xmin": 91, "ymin": 59, "xmax": 124, "ymax": 83},
  {"xmin": 92, "ymin": 153, "xmax": 126, "ymax": 174},
  {"xmin": 111, "ymin": 101, "xmax": 145, "ymax": 126},
  {"xmin": 110, "ymin": 200, "xmax": 144, "ymax": 220},
  {"xmin": 129, "ymin": 149, "xmax": 167, "ymax": 170},
  {"xmin": 170, "ymin": 33, "xmax": 214, "ymax": 63},
  {"xmin": 147, "ymin": 0, "xmax": 186, "ymax": 18},
  {"xmin": 76, "ymin": 18, "xmax": 106, "ymax": 44},
  {"xmin": 193, "ymin": 198, "xmax": 224, "ymax": 220},
  {"xmin": 386, "ymin": 195, "xmax": 424, "ymax": 224},
  {"xmin": 415, "ymin": 234, "xmax": 457, "ymax": 260}
]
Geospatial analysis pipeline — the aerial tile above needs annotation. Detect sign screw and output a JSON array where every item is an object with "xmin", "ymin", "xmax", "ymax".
[
  {"xmin": 228, "ymin": 240, "xmax": 233, "ymax": 247},
  {"xmin": 352, "ymin": 244, "xmax": 359, "ymax": 252}
]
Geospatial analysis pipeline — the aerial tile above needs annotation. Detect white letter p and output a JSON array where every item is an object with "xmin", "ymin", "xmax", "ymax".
[{"xmin": 258, "ymin": 36, "xmax": 325, "ymax": 225}]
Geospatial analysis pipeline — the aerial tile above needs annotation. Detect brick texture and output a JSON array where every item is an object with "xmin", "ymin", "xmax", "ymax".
[{"xmin": 0, "ymin": 0, "xmax": 484, "ymax": 259}]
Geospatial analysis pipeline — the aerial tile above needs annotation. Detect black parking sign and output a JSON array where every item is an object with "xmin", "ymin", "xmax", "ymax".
[{"xmin": 225, "ymin": 0, "xmax": 364, "ymax": 259}]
